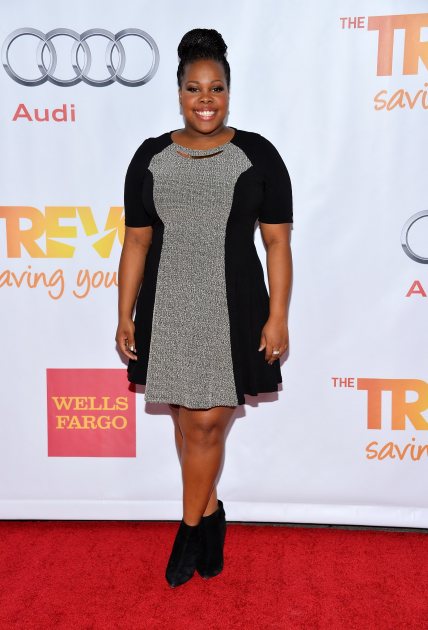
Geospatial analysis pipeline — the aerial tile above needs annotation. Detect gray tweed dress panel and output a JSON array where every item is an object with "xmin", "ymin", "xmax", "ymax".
[{"xmin": 143, "ymin": 141, "xmax": 252, "ymax": 408}]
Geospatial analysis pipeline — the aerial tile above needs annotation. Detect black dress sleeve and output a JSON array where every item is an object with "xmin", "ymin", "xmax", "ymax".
[
  {"xmin": 124, "ymin": 138, "xmax": 154, "ymax": 227},
  {"xmin": 257, "ymin": 135, "xmax": 293, "ymax": 224}
]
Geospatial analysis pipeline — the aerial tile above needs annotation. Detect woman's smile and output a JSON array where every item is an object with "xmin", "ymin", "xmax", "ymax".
[{"xmin": 193, "ymin": 109, "xmax": 217, "ymax": 121}]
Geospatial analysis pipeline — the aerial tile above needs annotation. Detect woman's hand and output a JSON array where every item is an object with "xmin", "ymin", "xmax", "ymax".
[
  {"xmin": 258, "ymin": 316, "xmax": 289, "ymax": 365},
  {"xmin": 115, "ymin": 317, "xmax": 138, "ymax": 361}
]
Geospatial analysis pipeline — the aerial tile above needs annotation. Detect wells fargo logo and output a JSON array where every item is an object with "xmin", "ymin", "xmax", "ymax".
[
  {"xmin": 332, "ymin": 377, "xmax": 428, "ymax": 461},
  {"xmin": 340, "ymin": 13, "xmax": 428, "ymax": 110},
  {"xmin": 47, "ymin": 368, "xmax": 136, "ymax": 457}
]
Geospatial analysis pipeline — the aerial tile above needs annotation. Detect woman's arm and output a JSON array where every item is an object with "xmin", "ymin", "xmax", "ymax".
[
  {"xmin": 115, "ymin": 225, "xmax": 153, "ymax": 361},
  {"xmin": 258, "ymin": 222, "xmax": 293, "ymax": 364}
]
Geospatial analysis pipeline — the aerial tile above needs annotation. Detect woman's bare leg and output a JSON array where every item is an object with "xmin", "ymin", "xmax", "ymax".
[
  {"xmin": 176, "ymin": 405, "xmax": 235, "ymax": 525},
  {"xmin": 169, "ymin": 404, "xmax": 183, "ymax": 460},
  {"xmin": 169, "ymin": 403, "xmax": 221, "ymax": 517}
]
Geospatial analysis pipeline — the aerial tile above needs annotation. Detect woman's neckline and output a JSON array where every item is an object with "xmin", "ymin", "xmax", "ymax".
[{"xmin": 169, "ymin": 127, "xmax": 237, "ymax": 153}]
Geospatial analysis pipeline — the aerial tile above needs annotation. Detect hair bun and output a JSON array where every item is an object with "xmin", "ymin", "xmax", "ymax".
[
  {"xmin": 176, "ymin": 28, "xmax": 231, "ymax": 88},
  {"xmin": 178, "ymin": 28, "xmax": 227, "ymax": 61}
]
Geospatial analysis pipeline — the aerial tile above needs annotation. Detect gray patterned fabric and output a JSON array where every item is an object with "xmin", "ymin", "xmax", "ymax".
[{"xmin": 144, "ymin": 141, "xmax": 252, "ymax": 408}]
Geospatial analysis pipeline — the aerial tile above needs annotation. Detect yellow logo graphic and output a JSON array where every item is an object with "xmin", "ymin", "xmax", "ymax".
[
  {"xmin": 369, "ymin": 14, "xmax": 428, "ymax": 110},
  {"xmin": 368, "ymin": 13, "xmax": 428, "ymax": 76},
  {"xmin": 0, "ymin": 206, "xmax": 124, "ymax": 258},
  {"xmin": 358, "ymin": 378, "xmax": 428, "ymax": 430},
  {"xmin": 341, "ymin": 13, "xmax": 428, "ymax": 110},
  {"xmin": 332, "ymin": 377, "xmax": 428, "ymax": 461}
]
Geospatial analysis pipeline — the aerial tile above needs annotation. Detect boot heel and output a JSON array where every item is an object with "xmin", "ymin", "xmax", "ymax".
[
  {"xmin": 165, "ymin": 519, "xmax": 201, "ymax": 587},
  {"xmin": 196, "ymin": 499, "xmax": 226, "ymax": 579}
]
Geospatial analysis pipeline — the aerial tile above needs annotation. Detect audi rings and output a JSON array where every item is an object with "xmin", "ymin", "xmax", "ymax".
[
  {"xmin": 2, "ymin": 28, "xmax": 160, "ymax": 87},
  {"xmin": 401, "ymin": 210, "xmax": 428, "ymax": 264}
]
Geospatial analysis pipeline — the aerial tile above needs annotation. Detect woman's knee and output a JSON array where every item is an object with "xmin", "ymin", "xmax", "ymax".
[{"xmin": 182, "ymin": 417, "xmax": 227, "ymax": 447}]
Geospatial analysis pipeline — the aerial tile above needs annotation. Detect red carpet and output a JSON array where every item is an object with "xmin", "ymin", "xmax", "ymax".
[{"xmin": 0, "ymin": 521, "xmax": 426, "ymax": 629}]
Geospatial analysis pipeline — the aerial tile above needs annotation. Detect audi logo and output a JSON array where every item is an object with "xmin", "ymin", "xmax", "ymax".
[
  {"xmin": 401, "ymin": 210, "xmax": 428, "ymax": 264},
  {"xmin": 2, "ymin": 28, "xmax": 160, "ymax": 87}
]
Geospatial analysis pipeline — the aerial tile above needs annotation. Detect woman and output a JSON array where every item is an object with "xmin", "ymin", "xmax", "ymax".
[{"xmin": 116, "ymin": 28, "xmax": 293, "ymax": 588}]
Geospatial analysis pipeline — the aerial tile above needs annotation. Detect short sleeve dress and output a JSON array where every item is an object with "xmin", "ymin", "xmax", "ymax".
[{"xmin": 123, "ymin": 127, "xmax": 293, "ymax": 409}]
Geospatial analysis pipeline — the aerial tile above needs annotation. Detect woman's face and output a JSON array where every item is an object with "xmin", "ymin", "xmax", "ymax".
[{"xmin": 179, "ymin": 59, "xmax": 229, "ymax": 135}]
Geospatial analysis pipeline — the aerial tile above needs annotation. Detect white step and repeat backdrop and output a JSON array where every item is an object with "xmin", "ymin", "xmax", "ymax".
[{"xmin": 1, "ymin": 0, "xmax": 427, "ymax": 526}]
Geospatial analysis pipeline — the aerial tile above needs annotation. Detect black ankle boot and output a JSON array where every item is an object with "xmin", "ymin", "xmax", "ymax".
[
  {"xmin": 196, "ymin": 499, "xmax": 226, "ymax": 579},
  {"xmin": 165, "ymin": 519, "xmax": 201, "ymax": 587}
]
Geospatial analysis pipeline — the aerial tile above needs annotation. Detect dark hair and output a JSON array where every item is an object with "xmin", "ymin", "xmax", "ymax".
[{"xmin": 177, "ymin": 28, "xmax": 230, "ymax": 88}]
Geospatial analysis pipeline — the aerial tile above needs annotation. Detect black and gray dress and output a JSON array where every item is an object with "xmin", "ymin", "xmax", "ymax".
[{"xmin": 123, "ymin": 127, "xmax": 293, "ymax": 408}]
